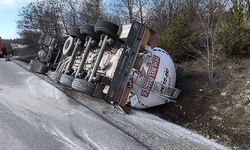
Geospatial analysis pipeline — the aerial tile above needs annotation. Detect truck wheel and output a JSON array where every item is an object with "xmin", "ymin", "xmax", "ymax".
[
  {"xmin": 50, "ymin": 71, "xmax": 63, "ymax": 82},
  {"xmin": 72, "ymin": 78, "xmax": 96, "ymax": 95},
  {"xmin": 63, "ymin": 36, "xmax": 74, "ymax": 56},
  {"xmin": 94, "ymin": 20, "xmax": 119, "ymax": 40},
  {"xmin": 60, "ymin": 74, "xmax": 74, "ymax": 86},
  {"xmin": 40, "ymin": 33, "xmax": 46, "ymax": 39},
  {"xmin": 80, "ymin": 24, "xmax": 100, "ymax": 41},
  {"xmin": 69, "ymin": 27, "xmax": 85, "ymax": 41},
  {"xmin": 27, "ymin": 60, "xmax": 34, "ymax": 70},
  {"xmin": 38, "ymin": 33, "xmax": 46, "ymax": 44},
  {"xmin": 38, "ymin": 39, "xmax": 44, "ymax": 44}
]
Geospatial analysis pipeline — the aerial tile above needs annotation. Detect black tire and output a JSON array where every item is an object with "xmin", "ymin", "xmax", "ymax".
[
  {"xmin": 69, "ymin": 27, "xmax": 85, "ymax": 41},
  {"xmin": 27, "ymin": 60, "xmax": 34, "ymax": 70},
  {"xmin": 50, "ymin": 71, "xmax": 63, "ymax": 82},
  {"xmin": 94, "ymin": 20, "xmax": 119, "ymax": 40},
  {"xmin": 60, "ymin": 74, "xmax": 74, "ymax": 86},
  {"xmin": 80, "ymin": 24, "xmax": 100, "ymax": 41},
  {"xmin": 72, "ymin": 78, "xmax": 96, "ymax": 89},
  {"xmin": 38, "ymin": 34, "xmax": 46, "ymax": 44},
  {"xmin": 40, "ymin": 33, "xmax": 46, "ymax": 39},
  {"xmin": 38, "ymin": 39, "xmax": 44, "ymax": 44},
  {"xmin": 42, "ymin": 47, "xmax": 49, "ymax": 52},
  {"xmin": 72, "ymin": 78, "xmax": 96, "ymax": 95},
  {"xmin": 63, "ymin": 36, "xmax": 74, "ymax": 56},
  {"xmin": 43, "ymin": 34, "xmax": 53, "ymax": 46}
]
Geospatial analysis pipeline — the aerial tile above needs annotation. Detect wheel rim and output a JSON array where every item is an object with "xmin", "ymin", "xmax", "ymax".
[{"xmin": 63, "ymin": 36, "xmax": 74, "ymax": 56}]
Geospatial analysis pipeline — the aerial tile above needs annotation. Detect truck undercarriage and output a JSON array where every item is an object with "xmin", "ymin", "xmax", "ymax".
[{"xmin": 28, "ymin": 20, "xmax": 181, "ymax": 113}]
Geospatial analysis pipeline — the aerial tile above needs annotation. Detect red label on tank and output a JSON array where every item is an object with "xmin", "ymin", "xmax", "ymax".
[
  {"xmin": 140, "ymin": 55, "xmax": 160, "ymax": 97},
  {"xmin": 140, "ymin": 89, "xmax": 150, "ymax": 97}
]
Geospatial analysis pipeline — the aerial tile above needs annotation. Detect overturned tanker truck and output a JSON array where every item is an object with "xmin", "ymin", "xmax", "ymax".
[{"xmin": 28, "ymin": 20, "xmax": 181, "ymax": 113}]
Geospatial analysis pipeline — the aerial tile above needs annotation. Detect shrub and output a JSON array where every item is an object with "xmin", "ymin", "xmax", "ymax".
[
  {"xmin": 217, "ymin": 1, "xmax": 250, "ymax": 56},
  {"xmin": 158, "ymin": 7, "xmax": 199, "ymax": 62}
]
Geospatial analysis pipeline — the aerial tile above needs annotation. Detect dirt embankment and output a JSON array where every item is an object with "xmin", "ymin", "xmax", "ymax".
[
  {"xmin": 147, "ymin": 56, "xmax": 250, "ymax": 149},
  {"xmin": 11, "ymin": 47, "xmax": 250, "ymax": 149}
]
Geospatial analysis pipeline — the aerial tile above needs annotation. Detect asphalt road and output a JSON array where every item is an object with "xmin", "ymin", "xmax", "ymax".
[{"xmin": 0, "ymin": 58, "xmax": 230, "ymax": 150}]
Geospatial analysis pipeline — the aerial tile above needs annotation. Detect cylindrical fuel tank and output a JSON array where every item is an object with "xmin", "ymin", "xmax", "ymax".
[{"xmin": 130, "ymin": 47, "xmax": 176, "ymax": 109}]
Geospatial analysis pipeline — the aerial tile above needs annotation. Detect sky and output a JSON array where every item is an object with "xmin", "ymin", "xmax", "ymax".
[{"xmin": 0, "ymin": 0, "xmax": 33, "ymax": 39}]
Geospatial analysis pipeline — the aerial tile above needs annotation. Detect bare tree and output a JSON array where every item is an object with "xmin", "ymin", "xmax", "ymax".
[
  {"xmin": 134, "ymin": 0, "xmax": 151, "ymax": 23},
  {"xmin": 232, "ymin": 0, "xmax": 238, "ymax": 5},
  {"xmin": 178, "ymin": 0, "xmax": 202, "ymax": 30},
  {"xmin": 102, "ymin": 10, "xmax": 123, "ymax": 25},
  {"xmin": 246, "ymin": 0, "xmax": 250, "ymax": 14},
  {"xmin": 103, "ymin": 0, "xmax": 151, "ymax": 24},
  {"xmin": 63, "ymin": 0, "xmax": 84, "ymax": 28},
  {"xmin": 186, "ymin": 0, "xmax": 230, "ymax": 81},
  {"xmin": 17, "ymin": 0, "xmax": 67, "ymax": 49},
  {"xmin": 148, "ymin": 0, "xmax": 181, "ymax": 34},
  {"xmin": 17, "ymin": 0, "xmax": 103, "ymax": 39},
  {"xmin": 17, "ymin": 0, "xmax": 65, "ymax": 38},
  {"xmin": 189, "ymin": 14, "xmax": 218, "ymax": 81},
  {"xmin": 240, "ymin": 0, "xmax": 250, "ymax": 15},
  {"xmin": 80, "ymin": 0, "xmax": 103, "ymax": 24},
  {"xmin": 110, "ymin": 0, "xmax": 135, "ymax": 24}
]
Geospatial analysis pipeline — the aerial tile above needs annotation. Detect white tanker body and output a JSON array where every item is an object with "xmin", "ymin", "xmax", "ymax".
[
  {"xmin": 104, "ymin": 46, "xmax": 180, "ymax": 109},
  {"xmin": 129, "ymin": 47, "xmax": 179, "ymax": 109}
]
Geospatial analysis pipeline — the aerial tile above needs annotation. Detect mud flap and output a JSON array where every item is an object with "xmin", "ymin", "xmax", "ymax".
[
  {"xmin": 93, "ymin": 84, "xmax": 106, "ymax": 99},
  {"xmin": 115, "ymin": 105, "xmax": 131, "ymax": 114},
  {"xmin": 119, "ymin": 87, "xmax": 131, "ymax": 114}
]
